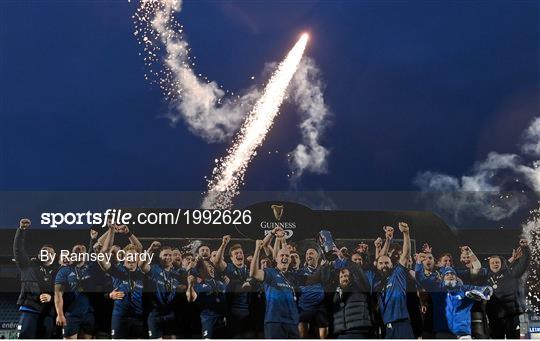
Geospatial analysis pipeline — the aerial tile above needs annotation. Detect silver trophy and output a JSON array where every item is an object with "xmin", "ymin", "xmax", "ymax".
[{"xmin": 318, "ymin": 230, "xmax": 337, "ymax": 261}]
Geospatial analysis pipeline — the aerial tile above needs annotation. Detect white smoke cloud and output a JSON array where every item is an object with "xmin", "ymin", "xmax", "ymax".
[
  {"xmin": 136, "ymin": 0, "xmax": 330, "ymax": 179},
  {"xmin": 521, "ymin": 117, "xmax": 540, "ymax": 157},
  {"xmin": 415, "ymin": 117, "xmax": 540, "ymax": 222},
  {"xmin": 288, "ymin": 57, "xmax": 331, "ymax": 181},
  {"xmin": 142, "ymin": 0, "xmax": 255, "ymax": 142}
]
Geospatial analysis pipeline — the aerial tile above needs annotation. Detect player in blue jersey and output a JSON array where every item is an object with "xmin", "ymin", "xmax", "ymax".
[
  {"xmin": 140, "ymin": 241, "xmax": 186, "ymax": 339},
  {"xmin": 186, "ymin": 258, "xmax": 228, "ymax": 338},
  {"xmin": 370, "ymin": 222, "xmax": 414, "ymax": 339},
  {"xmin": 214, "ymin": 234, "xmax": 255, "ymax": 338},
  {"xmin": 250, "ymin": 238, "xmax": 300, "ymax": 339},
  {"xmin": 96, "ymin": 223, "xmax": 145, "ymax": 339},
  {"xmin": 54, "ymin": 244, "xmax": 95, "ymax": 339},
  {"xmin": 297, "ymin": 247, "xmax": 329, "ymax": 339},
  {"xmin": 416, "ymin": 263, "xmax": 493, "ymax": 338}
]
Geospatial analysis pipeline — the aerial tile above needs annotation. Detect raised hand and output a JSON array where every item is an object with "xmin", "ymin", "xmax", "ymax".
[
  {"xmin": 513, "ymin": 247, "xmax": 524, "ymax": 261},
  {"xmin": 398, "ymin": 222, "xmax": 409, "ymax": 233},
  {"xmin": 222, "ymin": 235, "xmax": 231, "ymax": 245},
  {"xmin": 422, "ymin": 243, "xmax": 432, "ymax": 253},
  {"xmin": 383, "ymin": 226, "xmax": 394, "ymax": 239},
  {"xmin": 150, "ymin": 241, "xmax": 161, "ymax": 251},
  {"xmin": 460, "ymin": 246, "xmax": 471, "ymax": 255},
  {"xmin": 374, "ymin": 237, "xmax": 383, "ymax": 248},
  {"xmin": 90, "ymin": 229, "xmax": 99, "ymax": 239},
  {"xmin": 357, "ymin": 242, "xmax": 368, "ymax": 253},
  {"xmin": 19, "ymin": 218, "xmax": 31, "ymax": 230},
  {"xmin": 275, "ymin": 228, "xmax": 285, "ymax": 239},
  {"xmin": 115, "ymin": 225, "xmax": 129, "ymax": 234}
]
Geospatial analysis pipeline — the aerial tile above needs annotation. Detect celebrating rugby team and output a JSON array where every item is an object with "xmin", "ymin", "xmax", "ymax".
[{"xmin": 13, "ymin": 217, "xmax": 530, "ymax": 339}]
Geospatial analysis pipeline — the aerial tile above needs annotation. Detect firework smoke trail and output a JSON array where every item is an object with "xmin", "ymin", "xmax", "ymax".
[
  {"xmin": 202, "ymin": 34, "xmax": 309, "ymax": 209},
  {"xmin": 134, "ymin": 0, "xmax": 250, "ymax": 141},
  {"xmin": 134, "ymin": 0, "xmax": 330, "ymax": 181}
]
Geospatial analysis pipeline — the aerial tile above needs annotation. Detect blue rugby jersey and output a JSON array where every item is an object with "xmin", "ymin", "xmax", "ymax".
[
  {"xmin": 296, "ymin": 266, "xmax": 324, "ymax": 311},
  {"xmin": 263, "ymin": 268, "xmax": 299, "ymax": 325},
  {"xmin": 54, "ymin": 264, "xmax": 93, "ymax": 316},
  {"xmin": 415, "ymin": 263, "xmax": 449, "ymax": 333},
  {"xmin": 194, "ymin": 278, "xmax": 227, "ymax": 318},
  {"xmin": 107, "ymin": 264, "xmax": 144, "ymax": 317},
  {"xmin": 370, "ymin": 264, "xmax": 410, "ymax": 324},
  {"xmin": 146, "ymin": 264, "xmax": 181, "ymax": 307},
  {"xmin": 225, "ymin": 262, "xmax": 250, "ymax": 316}
]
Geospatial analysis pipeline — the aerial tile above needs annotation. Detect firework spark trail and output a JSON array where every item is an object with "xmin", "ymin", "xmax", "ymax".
[
  {"xmin": 134, "ymin": 0, "xmax": 330, "ymax": 178},
  {"xmin": 523, "ymin": 209, "xmax": 540, "ymax": 314},
  {"xmin": 202, "ymin": 34, "xmax": 309, "ymax": 209}
]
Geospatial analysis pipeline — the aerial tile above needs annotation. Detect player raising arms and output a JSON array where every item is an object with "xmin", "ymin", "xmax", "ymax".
[
  {"xmin": 96, "ymin": 223, "xmax": 145, "ymax": 339},
  {"xmin": 13, "ymin": 218, "xmax": 58, "ymax": 339},
  {"xmin": 250, "ymin": 236, "xmax": 300, "ymax": 339}
]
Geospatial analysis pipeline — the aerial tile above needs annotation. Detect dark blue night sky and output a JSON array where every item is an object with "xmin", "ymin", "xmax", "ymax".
[{"xmin": 0, "ymin": 0, "xmax": 539, "ymax": 191}]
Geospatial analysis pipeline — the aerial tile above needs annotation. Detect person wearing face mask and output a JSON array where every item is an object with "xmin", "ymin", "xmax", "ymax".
[
  {"xmin": 13, "ymin": 218, "xmax": 59, "ymax": 339},
  {"xmin": 443, "ymin": 267, "xmax": 493, "ymax": 339},
  {"xmin": 369, "ymin": 222, "xmax": 414, "ymax": 339},
  {"xmin": 485, "ymin": 239, "xmax": 530, "ymax": 339},
  {"xmin": 416, "ymin": 262, "xmax": 493, "ymax": 339}
]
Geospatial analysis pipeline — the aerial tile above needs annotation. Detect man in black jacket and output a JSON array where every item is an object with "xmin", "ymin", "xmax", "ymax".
[
  {"xmin": 13, "ymin": 218, "xmax": 58, "ymax": 339},
  {"xmin": 485, "ymin": 238, "xmax": 530, "ymax": 339},
  {"xmin": 331, "ymin": 266, "xmax": 373, "ymax": 339}
]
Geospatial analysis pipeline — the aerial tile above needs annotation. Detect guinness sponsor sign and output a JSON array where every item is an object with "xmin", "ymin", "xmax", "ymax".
[
  {"xmin": 271, "ymin": 204, "xmax": 284, "ymax": 221},
  {"xmin": 234, "ymin": 201, "xmax": 316, "ymax": 240},
  {"xmin": 261, "ymin": 203, "xmax": 297, "ymax": 238}
]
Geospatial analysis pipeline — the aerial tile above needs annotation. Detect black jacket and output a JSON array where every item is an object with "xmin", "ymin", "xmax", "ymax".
[
  {"xmin": 13, "ymin": 228, "xmax": 57, "ymax": 314},
  {"xmin": 485, "ymin": 246, "xmax": 530, "ymax": 318},
  {"xmin": 332, "ymin": 264, "xmax": 373, "ymax": 336}
]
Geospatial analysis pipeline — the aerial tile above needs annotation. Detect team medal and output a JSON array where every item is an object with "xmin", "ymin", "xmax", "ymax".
[{"xmin": 493, "ymin": 284, "xmax": 498, "ymax": 289}]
